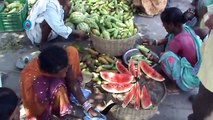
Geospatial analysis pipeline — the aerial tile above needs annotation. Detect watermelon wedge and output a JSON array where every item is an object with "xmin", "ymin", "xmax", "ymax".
[
  {"xmin": 100, "ymin": 72, "xmax": 134, "ymax": 83},
  {"xmin": 134, "ymin": 82, "xmax": 141, "ymax": 110},
  {"xmin": 122, "ymin": 83, "xmax": 136, "ymax": 108},
  {"xmin": 139, "ymin": 61, "xmax": 165, "ymax": 81},
  {"xmin": 137, "ymin": 60, "xmax": 141, "ymax": 77},
  {"xmin": 101, "ymin": 83, "xmax": 134, "ymax": 93},
  {"xmin": 129, "ymin": 58, "xmax": 137, "ymax": 77},
  {"xmin": 141, "ymin": 85, "xmax": 153, "ymax": 109},
  {"xmin": 116, "ymin": 60, "xmax": 131, "ymax": 75}
]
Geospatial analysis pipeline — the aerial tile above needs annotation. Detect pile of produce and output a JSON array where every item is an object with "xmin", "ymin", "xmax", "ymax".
[
  {"xmin": 0, "ymin": 1, "xmax": 24, "ymax": 13},
  {"xmin": 67, "ymin": 0, "xmax": 137, "ymax": 39},
  {"xmin": 79, "ymin": 48, "xmax": 118, "ymax": 84},
  {"xmin": 99, "ymin": 59, "xmax": 165, "ymax": 110},
  {"xmin": 28, "ymin": 0, "xmax": 37, "ymax": 10}
]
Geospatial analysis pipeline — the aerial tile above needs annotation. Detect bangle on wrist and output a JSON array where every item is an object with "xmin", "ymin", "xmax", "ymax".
[
  {"xmin": 82, "ymin": 100, "xmax": 92, "ymax": 112},
  {"xmin": 147, "ymin": 53, "xmax": 152, "ymax": 59}
]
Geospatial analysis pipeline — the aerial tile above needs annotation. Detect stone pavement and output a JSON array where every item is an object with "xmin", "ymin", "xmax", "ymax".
[{"xmin": 0, "ymin": 0, "xmax": 200, "ymax": 119}]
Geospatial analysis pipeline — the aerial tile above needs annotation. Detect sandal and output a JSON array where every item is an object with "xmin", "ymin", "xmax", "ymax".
[
  {"xmin": 16, "ymin": 51, "xmax": 41, "ymax": 69},
  {"xmin": 138, "ymin": 13, "xmax": 154, "ymax": 18}
]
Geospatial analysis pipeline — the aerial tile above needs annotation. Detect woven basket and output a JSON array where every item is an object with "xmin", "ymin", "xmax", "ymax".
[
  {"xmin": 90, "ymin": 33, "xmax": 140, "ymax": 57},
  {"xmin": 105, "ymin": 80, "xmax": 166, "ymax": 120}
]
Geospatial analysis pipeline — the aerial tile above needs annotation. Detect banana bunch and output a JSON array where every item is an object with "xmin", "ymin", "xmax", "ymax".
[
  {"xmin": 80, "ymin": 48, "xmax": 118, "ymax": 85},
  {"xmin": 68, "ymin": 0, "xmax": 137, "ymax": 39},
  {"xmin": 80, "ymin": 48, "xmax": 118, "ymax": 73},
  {"xmin": 3, "ymin": 1, "xmax": 24, "ymax": 13}
]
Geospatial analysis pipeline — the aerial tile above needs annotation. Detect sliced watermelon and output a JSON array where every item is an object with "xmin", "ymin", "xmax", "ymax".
[
  {"xmin": 134, "ymin": 82, "xmax": 141, "ymax": 110},
  {"xmin": 137, "ymin": 61, "xmax": 141, "ymax": 77},
  {"xmin": 122, "ymin": 83, "xmax": 136, "ymax": 108},
  {"xmin": 129, "ymin": 58, "xmax": 137, "ymax": 77},
  {"xmin": 101, "ymin": 83, "xmax": 134, "ymax": 93},
  {"xmin": 139, "ymin": 61, "xmax": 165, "ymax": 81},
  {"xmin": 116, "ymin": 60, "xmax": 131, "ymax": 75},
  {"xmin": 141, "ymin": 85, "xmax": 153, "ymax": 109},
  {"xmin": 100, "ymin": 72, "xmax": 134, "ymax": 83}
]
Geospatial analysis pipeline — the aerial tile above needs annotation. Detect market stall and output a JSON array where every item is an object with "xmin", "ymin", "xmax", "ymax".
[{"xmin": 66, "ymin": 0, "xmax": 167, "ymax": 119}]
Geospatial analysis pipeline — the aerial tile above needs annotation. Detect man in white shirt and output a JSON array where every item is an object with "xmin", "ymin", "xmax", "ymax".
[{"xmin": 25, "ymin": 0, "xmax": 87, "ymax": 45}]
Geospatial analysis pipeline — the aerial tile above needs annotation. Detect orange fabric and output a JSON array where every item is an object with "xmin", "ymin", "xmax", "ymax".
[
  {"xmin": 20, "ymin": 46, "xmax": 81, "ymax": 119},
  {"xmin": 65, "ymin": 46, "xmax": 82, "ymax": 80}
]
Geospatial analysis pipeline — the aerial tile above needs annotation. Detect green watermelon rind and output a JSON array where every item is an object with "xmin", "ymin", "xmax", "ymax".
[
  {"xmin": 69, "ymin": 12, "xmax": 86, "ymax": 24},
  {"xmin": 141, "ymin": 85, "xmax": 153, "ymax": 109},
  {"xmin": 100, "ymin": 72, "xmax": 134, "ymax": 84},
  {"xmin": 76, "ymin": 22, "xmax": 91, "ymax": 32},
  {"xmin": 139, "ymin": 61, "xmax": 165, "ymax": 82},
  {"xmin": 101, "ymin": 83, "xmax": 134, "ymax": 94}
]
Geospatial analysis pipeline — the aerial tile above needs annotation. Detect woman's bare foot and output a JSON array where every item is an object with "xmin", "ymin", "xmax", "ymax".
[{"xmin": 166, "ymin": 82, "xmax": 181, "ymax": 95}]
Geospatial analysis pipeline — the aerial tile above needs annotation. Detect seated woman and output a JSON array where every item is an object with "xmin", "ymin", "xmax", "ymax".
[
  {"xmin": 143, "ymin": 7, "xmax": 202, "ymax": 93},
  {"xmin": 20, "ymin": 45, "xmax": 99, "ymax": 119}
]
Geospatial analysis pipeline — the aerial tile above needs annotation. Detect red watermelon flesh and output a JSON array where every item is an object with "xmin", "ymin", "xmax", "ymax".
[
  {"xmin": 137, "ymin": 61, "xmax": 142, "ymax": 77},
  {"xmin": 134, "ymin": 82, "xmax": 141, "ymax": 110},
  {"xmin": 129, "ymin": 58, "xmax": 137, "ymax": 77},
  {"xmin": 100, "ymin": 72, "xmax": 134, "ymax": 83},
  {"xmin": 116, "ymin": 60, "xmax": 131, "ymax": 75},
  {"xmin": 139, "ymin": 61, "xmax": 165, "ymax": 81},
  {"xmin": 101, "ymin": 83, "xmax": 134, "ymax": 93},
  {"xmin": 122, "ymin": 83, "xmax": 136, "ymax": 108},
  {"xmin": 141, "ymin": 85, "xmax": 153, "ymax": 109}
]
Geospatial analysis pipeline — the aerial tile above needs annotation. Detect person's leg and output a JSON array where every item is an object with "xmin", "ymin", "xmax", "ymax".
[
  {"xmin": 160, "ymin": 54, "xmax": 182, "ymax": 94},
  {"xmin": 40, "ymin": 20, "xmax": 52, "ymax": 44},
  {"xmin": 188, "ymin": 83, "xmax": 213, "ymax": 120}
]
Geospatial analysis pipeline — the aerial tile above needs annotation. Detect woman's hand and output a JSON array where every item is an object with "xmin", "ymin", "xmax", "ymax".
[{"xmin": 142, "ymin": 38, "xmax": 157, "ymax": 46}]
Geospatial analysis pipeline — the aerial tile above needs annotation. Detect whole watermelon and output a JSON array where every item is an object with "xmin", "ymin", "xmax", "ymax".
[
  {"xmin": 69, "ymin": 12, "xmax": 86, "ymax": 24},
  {"xmin": 65, "ymin": 22, "xmax": 75, "ymax": 29},
  {"xmin": 76, "ymin": 22, "xmax": 90, "ymax": 32}
]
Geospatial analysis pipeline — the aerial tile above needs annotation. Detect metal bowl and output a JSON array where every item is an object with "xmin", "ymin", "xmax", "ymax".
[{"xmin": 123, "ymin": 48, "xmax": 159, "ymax": 67}]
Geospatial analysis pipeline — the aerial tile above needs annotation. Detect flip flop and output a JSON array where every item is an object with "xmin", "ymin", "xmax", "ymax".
[
  {"xmin": 16, "ymin": 51, "xmax": 41, "ymax": 69},
  {"xmin": 138, "ymin": 13, "xmax": 154, "ymax": 18}
]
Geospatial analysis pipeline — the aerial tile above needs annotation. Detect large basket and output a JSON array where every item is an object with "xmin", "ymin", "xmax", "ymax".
[
  {"xmin": 105, "ymin": 78, "xmax": 166, "ymax": 120},
  {"xmin": 90, "ymin": 33, "xmax": 140, "ymax": 57}
]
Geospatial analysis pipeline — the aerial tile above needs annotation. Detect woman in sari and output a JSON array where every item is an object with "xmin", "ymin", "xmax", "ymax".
[
  {"xmin": 20, "ymin": 45, "xmax": 100, "ymax": 119},
  {"xmin": 143, "ymin": 7, "xmax": 202, "ymax": 93}
]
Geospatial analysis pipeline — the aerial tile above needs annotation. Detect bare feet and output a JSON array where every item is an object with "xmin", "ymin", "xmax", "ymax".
[{"xmin": 166, "ymin": 82, "xmax": 181, "ymax": 95}]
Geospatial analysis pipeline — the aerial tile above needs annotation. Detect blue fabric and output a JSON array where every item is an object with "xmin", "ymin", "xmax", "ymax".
[
  {"xmin": 70, "ymin": 88, "xmax": 91, "ymax": 106},
  {"xmin": 83, "ymin": 109, "xmax": 107, "ymax": 120},
  {"xmin": 159, "ymin": 25, "xmax": 202, "ymax": 91}
]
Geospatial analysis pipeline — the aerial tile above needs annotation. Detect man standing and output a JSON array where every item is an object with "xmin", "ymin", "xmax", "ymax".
[{"xmin": 188, "ymin": 14, "xmax": 213, "ymax": 120}]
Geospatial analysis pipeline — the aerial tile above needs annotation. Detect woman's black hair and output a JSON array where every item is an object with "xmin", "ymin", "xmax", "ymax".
[
  {"xmin": 0, "ymin": 87, "xmax": 19, "ymax": 120},
  {"xmin": 38, "ymin": 45, "xmax": 68, "ymax": 74},
  {"xmin": 161, "ymin": 7, "xmax": 187, "ymax": 25}
]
